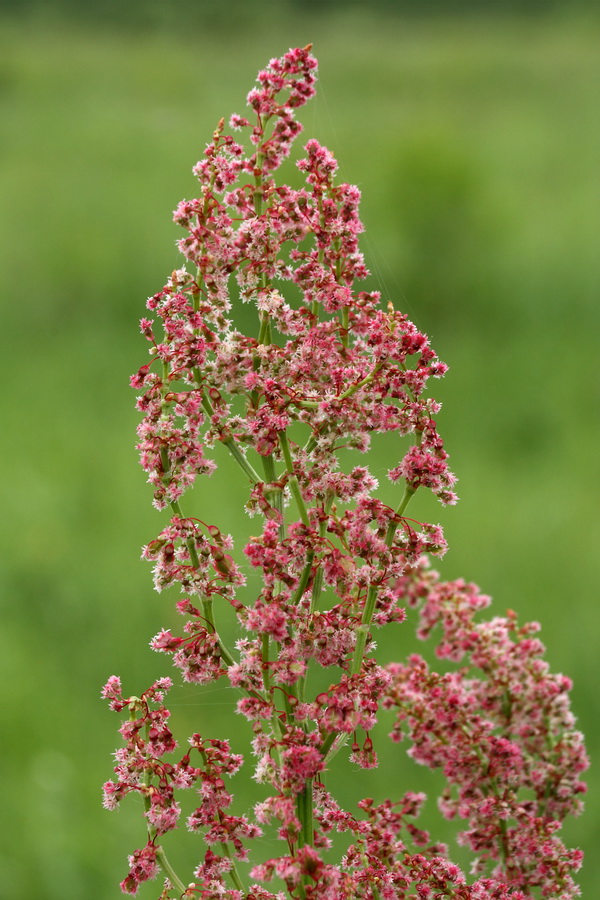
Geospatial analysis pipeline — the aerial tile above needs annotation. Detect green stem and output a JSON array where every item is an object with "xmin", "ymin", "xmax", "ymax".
[
  {"xmin": 221, "ymin": 434, "xmax": 262, "ymax": 484},
  {"xmin": 279, "ymin": 431, "xmax": 310, "ymax": 527},
  {"xmin": 165, "ymin": 502, "xmax": 246, "ymax": 688},
  {"xmin": 261, "ymin": 453, "xmax": 284, "ymax": 538},
  {"xmin": 322, "ymin": 484, "xmax": 416, "ymax": 764},
  {"xmin": 168, "ymin": 499, "xmax": 237, "ymax": 671},
  {"xmin": 297, "ymin": 781, "xmax": 314, "ymax": 848},
  {"xmin": 296, "ymin": 497, "xmax": 335, "ymax": 703},
  {"xmin": 218, "ymin": 841, "xmax": 246, "ymax": 893},
  {"xmin": 262, "ymin": 437, "xmax": 316, "ymax": 860},
  {"xmin": 309, "ymin": 492, "xmax": 334, "ymax": 616},
  {"xmin": 253, "ymin": 142, "xmax": 266, "ymax": 217},
  {"xmin": 201, "ymin": 597, "xmax": 236, "ymax": 669},
  {"xmin": 319, "ymin": 729, "xmax": 340, "ymax": 761},
  {"xmin": 155, "ymin": 847, "xmax": 187, "ymax": 896},
  {"xmin": 350, "ymin": 585, "xmax": 380, "ymax": 678},
  {"xmin": 295, "ymin": 781, "xmax": 314, "ymax": 898},
  {"xmin": 291, "ymin": 552, "xmax": 314, "ymax": 606},
  {"xmin": 337, "ymin": 360, "xmax": 383, "ymax": 401},
  {"xmin": 395, "ymin": 481, "xmax": 416, "ymax": 520},
  {"xmin": 350, "ymin": 483, "xmax": 415, "ymax": 676},
  {"xmin": 296, "ymin": 360, "xmax": 383, "ymax": 410},
  {"xmin": 198, "ymin": 386, "xmax": 262, "ymax": 484},
  {"xmin": 257, "ymin": 310, "xmax": 271, "ymax": 345},
  {"xmin": 140, "ymin": 720, "xmax": 187, "ymax": 896},
  {"xmin": 260, "ymin": 635, "xmax": 286, "ymax": 770},
  {"xmin": 262, "ymin": 451, "xmax": 276, "ymax": 485},
  {"xmin": 303, "ymin": 434, "xmax": 318, "ymax": 455},
  {"xmin": 340, "ymin": 306, "xmax": 349, "ymax": 349},
  {"xmin": 261, "ymin": 633, "xmax": 271, "ymax": 695},
  {"xmin": 469, "ymin": 738, "xmax": 510, "ymax": 873},
  {"xmin": 253, "ymin": 140, "xmax": 274, "ymax": 348}
]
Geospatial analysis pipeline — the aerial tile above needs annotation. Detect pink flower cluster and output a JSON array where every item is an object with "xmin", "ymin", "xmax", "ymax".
[
  {"xmin": 104, "ymin": 47, "xmax": 587, "ymax": 899},
  {"xmin": 384, "ymin": 561, "xmax": 587, "ymax": 898}
]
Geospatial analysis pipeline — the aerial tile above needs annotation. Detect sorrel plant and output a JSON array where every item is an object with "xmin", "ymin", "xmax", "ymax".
[{"xmin": 103, "ymin": 46, "xmax": 588, "ymax": 899}]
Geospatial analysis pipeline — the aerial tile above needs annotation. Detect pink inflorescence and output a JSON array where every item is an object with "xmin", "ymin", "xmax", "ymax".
[{"xmin": 105, "ymin": 46, "xmax": 587, "ymax": 899}]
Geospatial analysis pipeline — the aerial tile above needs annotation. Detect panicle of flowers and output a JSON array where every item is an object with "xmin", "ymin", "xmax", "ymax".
[
  {"xmin": 383, "ymin": 562, "xmax": 588, "ymax": 898},
  {"xmin": 105, "ymin": 46, "xmax": 586, "ymax": 899}
]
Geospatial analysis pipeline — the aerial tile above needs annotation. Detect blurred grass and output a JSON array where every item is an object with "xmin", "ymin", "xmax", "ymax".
[{"xmin": 0, "ymin": 4, "xmax": 598, "ymax": 897}]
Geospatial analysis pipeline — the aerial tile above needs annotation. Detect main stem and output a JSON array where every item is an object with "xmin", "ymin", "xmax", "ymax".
[
  {"xmin": 350, "ymin": 483, "xmax": 415, "ymax": 677},
  {"xmin": 138, "ymin": 715, "xmax": 188, "ymax": 896},
  {"xmin": 250, "ymin": 131, "xmax": 317, "ymax": 885},
  {"xmin": 320, "ymin": 483, "xmax": 416, "ymax": 763}
]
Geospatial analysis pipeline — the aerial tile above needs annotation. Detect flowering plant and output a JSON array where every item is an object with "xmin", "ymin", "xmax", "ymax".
[{"xmin": 103, "ymin": 46, "xmax": 588, "ymax": 899}]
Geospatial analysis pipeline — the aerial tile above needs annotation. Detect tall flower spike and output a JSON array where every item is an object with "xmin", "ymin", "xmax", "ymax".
[{"xmin": 105, "ymin": 47, "xmax": 586, "ymax": 899}]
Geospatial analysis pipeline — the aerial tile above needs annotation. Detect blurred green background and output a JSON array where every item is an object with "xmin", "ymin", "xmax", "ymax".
[{"xmin": 1, "ymin": 1, "xmax": 598, "ymax": 897}]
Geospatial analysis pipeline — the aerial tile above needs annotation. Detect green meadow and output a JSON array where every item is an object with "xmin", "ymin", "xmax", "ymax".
[{"xmin": 1, "ymin": 4, "xmax": 598, "ymax": 896}]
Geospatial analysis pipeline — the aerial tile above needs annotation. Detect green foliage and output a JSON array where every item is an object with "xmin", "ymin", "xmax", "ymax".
[{"xmin": 1, "ymin": 8, "xmax": 597, "ymax": 898}]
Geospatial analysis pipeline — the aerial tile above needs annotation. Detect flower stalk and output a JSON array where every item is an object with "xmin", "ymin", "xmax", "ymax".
[{"xmin": 103, "ymin": 47, "xmax": 587, "ymax": 900}]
